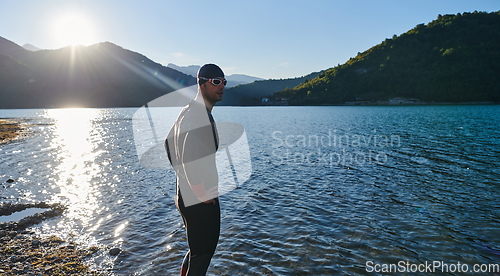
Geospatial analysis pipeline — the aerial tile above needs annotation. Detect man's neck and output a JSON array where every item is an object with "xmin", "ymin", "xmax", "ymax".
[
  {"xmin": 204, "ymin": 97, "xmax": 215, "ymax": 112},
  {"xmin": 195, "ymin": 92, "xmax": 215, "ymax": 112}
]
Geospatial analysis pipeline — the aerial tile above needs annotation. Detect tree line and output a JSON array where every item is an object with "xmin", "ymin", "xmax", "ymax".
[{"xmin": 275, "ymin": 11, "xmax": 500, "ymax": 105}]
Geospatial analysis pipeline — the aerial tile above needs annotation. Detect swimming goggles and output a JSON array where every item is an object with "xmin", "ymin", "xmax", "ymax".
[{"xmin": 198, "ymin": 77, "xmax": 227, "ymax": 86}]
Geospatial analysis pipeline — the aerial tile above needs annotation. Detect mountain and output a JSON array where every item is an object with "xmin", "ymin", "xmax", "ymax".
[
  {"xmin": 166, "ymin": 63, "xmax": 263, "ymax": 88},
  {"xmin": 226, "ymin": 74, "xmax": 266, "ymax": 87},
  {"xmin": 22, "ymin": 43, "xmax": 41, "ymax": 52},
  {"xmin": 0, "ymin": 37, "xmax": 196, "ymax": 108},
  {"xmin": 166, "ymin": 63, "xmax": 200, "ymax": 78},
  {"xmin": 0, "ymin": 36, "xmax": 33, "ymax": 66},
  {"xmin": 219, "ymin": 71, "xmax": 324, "ymax": 106},
  {"xmin": 277, "ymin": 11, "xmax": 500, "ymax": 105}
]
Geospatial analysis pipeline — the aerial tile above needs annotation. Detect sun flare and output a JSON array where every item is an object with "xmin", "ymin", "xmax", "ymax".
[{"xmin": 53, "ymin": 13, "xmax": 95, "ymax": 47}]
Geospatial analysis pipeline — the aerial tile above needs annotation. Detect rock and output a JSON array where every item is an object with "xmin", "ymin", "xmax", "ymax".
[
  {"xmin": 1, "ymin": 236, "xmax": 11, "ymax": 243},
  {"xmin": 8, "ymin": 222, "xmax": 18, "ymax": 230},
  {"xmin": 109, "ymin": 248, "xmax": 121, "ymax": 256},
  {"xmin": 9, "ymin": 255, "xmax": 20, "ymax": 262},
  {"xmin": 60, "ymin": 244, "xmax": 76, "ymax": 250},
  {"xmin": 9, "ymin": 230, "xmax": 18, "ymax": 237},
  {"xmin": 6, "ymin": 178, "xmax": 15, "ymax": 183},
  {"xmin": 34, "ymin": 202, "xmax": 50, "ymax": 208},
  {"xmin": 0, "ymin": 230, "xmax": 6, "ymax": 237},
  {"xmin": 31, "ymin": 239, "xmax": 40, "ymax": 246},
  {"xmin": 18, "ymin": 217, "xmax": 31, "ymax": 227}
]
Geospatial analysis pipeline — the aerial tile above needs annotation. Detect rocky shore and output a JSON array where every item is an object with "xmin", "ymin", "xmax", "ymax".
[
  {"xmin": 0, "ymin": 120, "xmax": 113, "ymax": 275},
  {"xmin": 0, "ymin": 119, "xmax": 25, "ymax": 144},
  {"xmin": 0, "ymin": 121, "xmax": 116, "ymax": 275},
  {"xmin": 0, "ymin": 202, "xmax": 102, "ymax": 275}
]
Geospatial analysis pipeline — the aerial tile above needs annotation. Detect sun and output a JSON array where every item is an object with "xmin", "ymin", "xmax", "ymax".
[{"xmin": 53, "ymin": 13, "xmax": 95, "ymax": 47}]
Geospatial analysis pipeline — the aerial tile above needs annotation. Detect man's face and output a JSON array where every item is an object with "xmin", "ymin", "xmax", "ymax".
[{"xmin": 201, "ymin": 78, "xmax": 225, "ymax": 104}]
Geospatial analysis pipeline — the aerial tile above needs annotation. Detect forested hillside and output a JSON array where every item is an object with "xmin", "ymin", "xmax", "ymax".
[
  {"xmin": 276, "ymin": 11, "xmax": 500, "ymax": 105},
  {"xmin": 220, "ymin": 71, "xmax": 322, "ymax": 106}
]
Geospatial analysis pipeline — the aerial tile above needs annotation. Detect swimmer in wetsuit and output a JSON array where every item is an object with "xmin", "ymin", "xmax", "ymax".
[{"xmin": 165, "ymin": 64, "xmax": 226, "ymax": 275}]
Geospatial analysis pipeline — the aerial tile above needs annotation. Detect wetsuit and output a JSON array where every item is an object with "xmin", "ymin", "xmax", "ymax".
[{"xmin": 165, "ymin": 100, "xmax": 220, "ymax": 275}]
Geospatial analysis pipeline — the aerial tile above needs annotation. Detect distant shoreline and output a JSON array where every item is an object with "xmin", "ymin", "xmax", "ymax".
[
  {"xmin": 0, "ymin": 102, "xmax": 498, "ymax": 110},
  {"xmin": 242, "ymin": 101, "xmax": 499, "ymax": 107},
  {"xmin": 325, "ymin": 101, "xmax": 498, "ymax": 106}
]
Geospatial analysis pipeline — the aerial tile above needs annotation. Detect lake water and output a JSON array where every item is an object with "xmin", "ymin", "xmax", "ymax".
[{"xmin": 0, "ymin": 105, "xmax": 499, "ymax": 275}]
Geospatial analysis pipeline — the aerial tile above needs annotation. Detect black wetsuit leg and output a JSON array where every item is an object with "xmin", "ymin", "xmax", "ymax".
[{"xmin": 177, "ymin": 197, "xmax": 220, "ymax": 275}]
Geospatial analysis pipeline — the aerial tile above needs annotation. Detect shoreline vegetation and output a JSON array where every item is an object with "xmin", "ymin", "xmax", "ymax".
[
  {"xmin": 244, "ymin": 11, "xmax": 500, "ymax": 106},
  {"xmin": 257, "ymin": 97, "xmax": 498, "ymax": 106}
]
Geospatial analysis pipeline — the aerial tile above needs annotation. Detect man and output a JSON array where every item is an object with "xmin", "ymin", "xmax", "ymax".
[{"xmin": 165, "ymin": 64, "xmax": 226, "ymax": 275}]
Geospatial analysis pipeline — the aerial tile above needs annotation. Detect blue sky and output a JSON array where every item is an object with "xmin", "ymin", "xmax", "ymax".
[{"xmin": 1, "ymin": 0, "xmax": 498, "ymax": 79}]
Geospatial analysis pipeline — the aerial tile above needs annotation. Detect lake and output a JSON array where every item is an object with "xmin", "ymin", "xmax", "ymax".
[{"xmin": 0, "ymin": 105, "xmax": 499, "ymax": 275}]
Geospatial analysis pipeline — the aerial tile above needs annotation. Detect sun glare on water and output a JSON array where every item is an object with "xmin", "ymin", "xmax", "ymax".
[
  {"xmin": 44, "ymin": 108, "xmax": 103, "ymax": 229},
  {"xmin": 53, "ymin": 13, "xmax": 95, "ymax": 47}
]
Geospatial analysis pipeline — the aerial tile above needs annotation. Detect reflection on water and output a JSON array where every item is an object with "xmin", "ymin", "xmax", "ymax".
[
  {"xmin": 0, "ymin": 208, "xmax": 50, "ymax": 223},
  {"xmin": 46, "ymin": 109, "xmax": 103, "ymax": 229},
  {"xmin": 38, "ymin": 108, "xmax": 128, "ymax": 271},
  {"xmin": 0, "ymin": 106, "xmax": 499, "ymax": 275}
]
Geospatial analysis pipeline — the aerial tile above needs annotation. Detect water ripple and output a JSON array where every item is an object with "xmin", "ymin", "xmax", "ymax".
[{"xmin": 0, "ymin": 105, "xmax": 499, "ymax": 275}]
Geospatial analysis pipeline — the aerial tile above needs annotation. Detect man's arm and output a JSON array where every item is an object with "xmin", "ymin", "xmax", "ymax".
[{"xmin": 181, "ymin": 128, "xmax": 218, "ymax": 203}]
